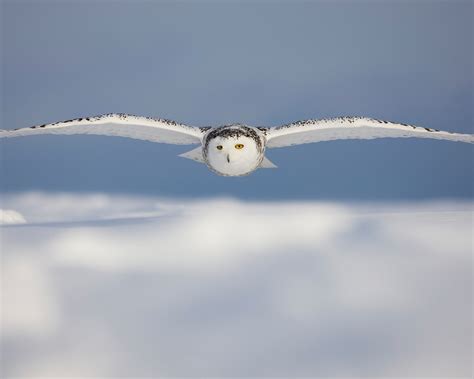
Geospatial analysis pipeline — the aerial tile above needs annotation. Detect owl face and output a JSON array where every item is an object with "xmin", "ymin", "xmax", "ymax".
[{"xmin": 205, "ymin": 135, "xmax": 263, "ymax": 176}]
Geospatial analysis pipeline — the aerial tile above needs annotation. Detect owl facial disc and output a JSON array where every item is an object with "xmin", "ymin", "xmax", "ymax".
[{"xmin": 203, "ymin": 125, "xmax": 265, "ymax": 176}]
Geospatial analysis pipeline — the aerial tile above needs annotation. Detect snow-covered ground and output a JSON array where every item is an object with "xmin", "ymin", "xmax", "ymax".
[{"xmin": 1, "ymin": 193, "xmax": 472, "ymax": 377}]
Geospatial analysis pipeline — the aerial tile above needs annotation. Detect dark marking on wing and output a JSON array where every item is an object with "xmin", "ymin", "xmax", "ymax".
[
  {"xmin": 12, "ymin": 113, "xmax": 202, "ymax": 135},
  {"xmin": 274, "ymin": 116, "xmax": 429, "ymax": 132}
]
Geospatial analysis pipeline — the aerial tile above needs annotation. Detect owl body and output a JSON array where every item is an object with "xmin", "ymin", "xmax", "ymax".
[{"xmin": 202, "ymin": 125, "xmax": 266, "ymax": 176}]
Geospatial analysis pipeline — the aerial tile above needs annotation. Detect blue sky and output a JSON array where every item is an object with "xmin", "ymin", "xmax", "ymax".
[{"xmin": 1, "ymin": 1, "xmax": 472, "ymax": 199}]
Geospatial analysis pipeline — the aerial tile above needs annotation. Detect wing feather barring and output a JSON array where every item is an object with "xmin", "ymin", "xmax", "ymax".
[{"xmin": 1, "ymin": 113, "xmax": 472, "ymax": 176}]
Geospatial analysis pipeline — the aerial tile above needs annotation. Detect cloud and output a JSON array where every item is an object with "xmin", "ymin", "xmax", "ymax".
[
  {"xmin": 0, "ymin": 209, "xmax": 26, "ymax": 225},
  {"xmin": 2, "ymin": 256, "xmax": 60, "ymax": 337},
  {"xmin": 47, "ymin": 201, "xmax": 352, "ymax": 271},
  {"xmin": 1, "ymin": 193, "xmax": 472, "ymax": 377}
]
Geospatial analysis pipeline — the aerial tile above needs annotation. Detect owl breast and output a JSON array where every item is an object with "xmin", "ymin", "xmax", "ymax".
[{"xmin": 203, "ymin": 126, "xmax": 265, "ymax": 176}]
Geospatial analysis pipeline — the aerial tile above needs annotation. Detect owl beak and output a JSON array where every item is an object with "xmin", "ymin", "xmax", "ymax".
[{"xmin": 226, "ymin": 154, "xmax": 230, "ymax": 163}]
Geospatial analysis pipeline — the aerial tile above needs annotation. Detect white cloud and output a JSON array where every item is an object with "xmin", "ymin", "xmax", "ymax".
[
  {"xmin": 45, "ymin": 201, "xmax": 352, "ymax": 271},
  {"xmin": 2, "ymin": 256, "xmax": 60, "ymax": 337},
  {"xmin": 1, "ymin": 193, "xmax": 472, "ymax": 377},
  {"xmin": 0, "ymin": 209, "xmax": 26, "ymax": 225}
]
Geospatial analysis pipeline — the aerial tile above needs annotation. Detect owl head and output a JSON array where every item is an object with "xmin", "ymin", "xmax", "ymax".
[{"xmin": 205, "ymin": 127, "xmax": 264, "ymax": 176}]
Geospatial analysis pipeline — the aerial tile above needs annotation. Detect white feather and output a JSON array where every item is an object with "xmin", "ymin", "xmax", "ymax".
[
  {"xmin": 266, "ymin": 117, "xmax": 474, "ymax": 148},
  {"xmin": 179, "ymin": 146, "xmax": 205, "ymax": 163},
  {"xmin": 0, "ymin": 113, "xmax": 204, "ymax": 145},
  {"xmin": 259, "ymin": 157, "xmax": 278, "ymax": 168}
]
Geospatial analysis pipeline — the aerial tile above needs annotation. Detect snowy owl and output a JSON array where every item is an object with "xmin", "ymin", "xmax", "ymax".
[{"xmin": 1, "ymin": 113, "xmax": 472, "ymax": 176}]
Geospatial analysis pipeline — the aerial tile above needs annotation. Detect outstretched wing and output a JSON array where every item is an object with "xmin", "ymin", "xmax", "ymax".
[
  {"xmin": 0, "ymin": 113, "xmax": 204, "ymax": 145},
  {"xmin": 266, "ymin": 117, "xmax": 474, "ymax": 148}
]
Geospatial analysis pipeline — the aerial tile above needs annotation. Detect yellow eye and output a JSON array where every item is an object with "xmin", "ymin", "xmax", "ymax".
[
  {"xmin": 235, "ymin": 144, "xmax": 244, "ymax": 150},
  {"xmin": 216, "ymin": 145, "xmax": 223, "ymax": 150}
]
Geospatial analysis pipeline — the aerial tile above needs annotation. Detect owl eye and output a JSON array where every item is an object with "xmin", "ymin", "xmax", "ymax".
[
  {"xmin": 235, "ymin": 144, "xmax": 244, "ymax": 149},
  {"xmin": 216, "ymin": 145, "xmax": 223, "ymax": 150}
]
